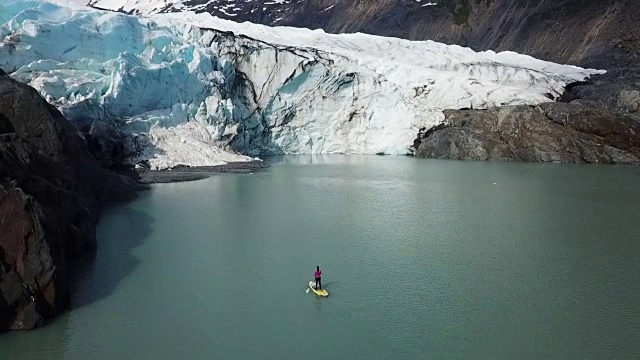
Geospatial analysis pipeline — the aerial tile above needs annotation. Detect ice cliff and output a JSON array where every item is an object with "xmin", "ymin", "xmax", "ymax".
[{"xmin": 0, "ymin": 0, "xmax": 604, "ymax": 169}]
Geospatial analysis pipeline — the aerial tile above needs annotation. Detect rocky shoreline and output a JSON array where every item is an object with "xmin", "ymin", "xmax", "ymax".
[
  {"xmin": 0, "ymin": 67, "xmax": 274, "ymax": 332},
  {"xmin": 414, "ymin": 102, "xmax": 640, "ymax": 164},
  {"xmin": 136, "ymin": 161, "xmax": 268, "ymax": 184},
  {"xmin": 0, "ymin": 67, "xmax": 268, "ymax": 332},
  {"xmin": 0, "ymin": 70, "xmax": 142, "ymax": 331}
]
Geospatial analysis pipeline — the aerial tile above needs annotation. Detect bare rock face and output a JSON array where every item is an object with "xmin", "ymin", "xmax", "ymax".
[
  {"xmin": 415, "ymin": 103, "xmax": 640, "ymax": 164},
  {"xmin": 0, "ymin": 70, "xmax": 138, "ymax": 331},
  {"xmin": 0, "ymin": 184, "xmax": 65, "ymax": 330}
]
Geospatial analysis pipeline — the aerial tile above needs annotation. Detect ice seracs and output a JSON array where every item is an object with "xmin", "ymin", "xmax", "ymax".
[{"xmin": 0, "ymin": 0, "xmax": 604, "ymax": 168}]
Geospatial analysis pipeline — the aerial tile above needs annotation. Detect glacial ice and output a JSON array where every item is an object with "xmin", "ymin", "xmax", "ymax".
[
  {"xmin": 0, "ymin": 0, "xmax": 605, "ymax": 169},
  {"xmin": 88, "ymin": 0, "xmax": 302, "ymax": 17}
]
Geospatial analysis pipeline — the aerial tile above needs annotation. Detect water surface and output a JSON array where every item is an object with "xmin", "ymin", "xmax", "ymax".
[{"xmin": 2, "ymin": 156, "xmax": 640, "ymax": 359}]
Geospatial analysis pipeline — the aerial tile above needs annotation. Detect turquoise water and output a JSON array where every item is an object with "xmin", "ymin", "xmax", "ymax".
[{"xmin": 1, "ymin": 156, "xmax": 640, "ymax": 359}]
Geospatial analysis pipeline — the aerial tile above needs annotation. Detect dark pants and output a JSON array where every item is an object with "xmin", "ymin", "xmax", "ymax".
[{"xmin": 315, "ymin": 277, "xmax": 321, "ymax": 290}]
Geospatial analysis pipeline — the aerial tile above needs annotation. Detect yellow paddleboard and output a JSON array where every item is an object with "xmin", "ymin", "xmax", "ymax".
[{"xmin": 308, "ymin": 281, "xmax": 328, "ymax": 297}]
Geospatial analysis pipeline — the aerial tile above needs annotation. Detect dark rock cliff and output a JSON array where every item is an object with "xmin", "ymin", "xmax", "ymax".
[{"xmin": 0, "ymin": 70, "xmax": 138, "ymax": 331}]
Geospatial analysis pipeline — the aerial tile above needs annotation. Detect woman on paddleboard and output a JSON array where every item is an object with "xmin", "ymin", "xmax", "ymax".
[{"xmin": 315, "ymin": 266, "xmax": 322, "ymax": 290}]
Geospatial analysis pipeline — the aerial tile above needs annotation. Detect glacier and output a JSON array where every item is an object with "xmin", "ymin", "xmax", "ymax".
[
  {"xmin": 0, "ymin": 0, "xmax": 605, "ymax": 169},
  {"xmin": 87, "ymin": 0, "xmax": 303, "ymax": 17}
]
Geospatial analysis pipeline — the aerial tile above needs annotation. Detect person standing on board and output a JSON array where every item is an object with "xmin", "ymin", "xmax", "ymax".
[{"xmin": 314, "ymin": 266, "xmax": 322, "ymax": 290}]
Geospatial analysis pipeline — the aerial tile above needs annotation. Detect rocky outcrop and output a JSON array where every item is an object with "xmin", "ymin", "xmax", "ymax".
[
  {"xmin": 415, "ymin": 103, "xmax": 640, "ymax": 164},
  {"xmin": 0, "ymin": 70, "xmax": 138, "ymax": 331}
]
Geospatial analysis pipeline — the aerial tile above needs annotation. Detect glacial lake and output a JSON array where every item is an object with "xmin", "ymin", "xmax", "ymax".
[{"xmin": 1, "ymin": 155, "xmax": 640, "ymax": 359}]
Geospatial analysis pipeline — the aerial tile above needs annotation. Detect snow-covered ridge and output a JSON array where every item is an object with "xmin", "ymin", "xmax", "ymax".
[{"xmin": 1, "ymin": 0, "xmax": 604, "ymax": 168}]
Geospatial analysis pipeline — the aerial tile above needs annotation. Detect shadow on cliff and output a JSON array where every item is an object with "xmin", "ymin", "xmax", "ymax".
[{"xmin": 67, "ymin": 203, "xmax": 154, "ymax": 309}]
